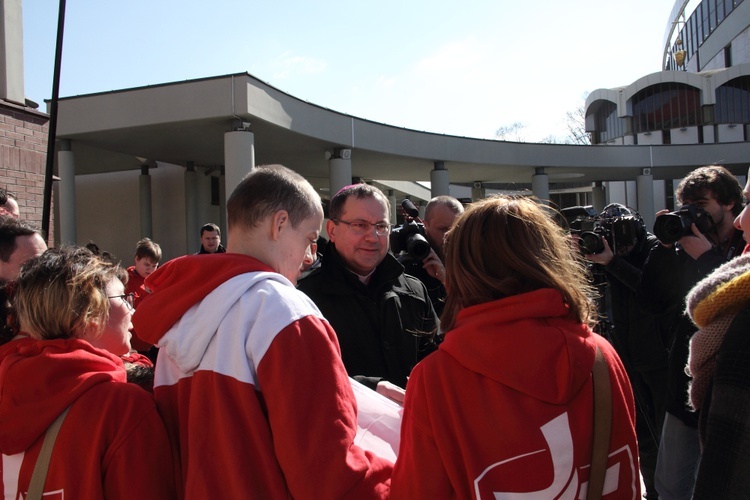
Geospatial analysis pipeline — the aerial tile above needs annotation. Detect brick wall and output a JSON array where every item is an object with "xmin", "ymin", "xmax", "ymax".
[{"xmin": 0, "ymin": 100, "xmax": 52, "ymax": 241}]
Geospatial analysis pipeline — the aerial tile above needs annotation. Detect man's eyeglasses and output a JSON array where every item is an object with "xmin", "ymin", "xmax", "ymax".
[
  {"xmin": 332, "ymin": 219, "xmax": 392, "ymax": 236},
  {"xmin": 108, "ymin": 292, "xmax": 135, "ymax": 311}
]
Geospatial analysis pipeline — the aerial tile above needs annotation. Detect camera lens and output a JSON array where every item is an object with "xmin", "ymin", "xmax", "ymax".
[
  {"xmin": 579, "ymin": 231, "xmax": 605, "ymax": 254},
  {"xmin": 653, "ymin": 213, "xmax": 688, "ymax": 244},
  {"xmin": 406, "ymin": 233, "xmax": 431, "ymax": 260}
]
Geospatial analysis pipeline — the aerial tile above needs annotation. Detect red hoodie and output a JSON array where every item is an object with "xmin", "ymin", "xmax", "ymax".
[
  {"xmin": 0, "ymin": 337, "xmax": 175, "ymax": 499},
  {"xmin": 132, "ymin": 253, "xmax": 392, "ymax": 499},
  {"xmin": 391, "ymin": 288, "xmax": 640, "ymax": 499}
]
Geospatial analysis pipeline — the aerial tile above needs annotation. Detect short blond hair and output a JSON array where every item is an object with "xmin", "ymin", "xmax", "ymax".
[{"xmin": 14, "ymin": 246, "xmax": 122, "ymax": 341}]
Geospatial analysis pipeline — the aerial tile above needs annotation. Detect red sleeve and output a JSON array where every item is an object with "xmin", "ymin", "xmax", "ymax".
[
  {"xmin": 102, "ymin": 397, "xmax": 176, "ymax": 499},
  {"xmin": 258, "ymin": 315, "xmax": 392, "ymax": 499},
  {"xmin": 390, "ymin": 362, "xmax": 453, "ymax": 499}
]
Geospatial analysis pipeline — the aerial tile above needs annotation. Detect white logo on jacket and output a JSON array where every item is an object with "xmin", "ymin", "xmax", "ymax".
[{"xmin": 473, "ymin": 413, "xmax": 637, "ymax": 499}]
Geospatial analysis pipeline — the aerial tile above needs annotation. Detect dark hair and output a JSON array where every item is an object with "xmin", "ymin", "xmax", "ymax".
[
  {"xmin": 227, "ymin": 165, "xmax": 321, "ymax": 231},
  {"xmin": 200, "ymin": 223, "xmax": 221, "ymax": 237},
  {"xmin": 134, "ymin": 238, "xmax": 162, "ymax": 262},
  {"xmin": 328, "ymin": 183, "xmax": 389, "ymax": 221},
  {"xmin": 676, "ymin": 165, "xmax": 744, "ymax": 216},
  {"xmin": 0, "ymin": 188, "xmax": 15, "ymax": 206},
  {"xmin": 0, "ymin": 218, "xmax": 41, "ymax": 263}
]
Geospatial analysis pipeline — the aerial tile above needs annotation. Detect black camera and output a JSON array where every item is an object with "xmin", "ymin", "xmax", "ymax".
[
  {"xmin": 390, "ymin": 220, "xmax": 431, "ymax": 260},
  {"xmin": 652, "ymin": 204, "xmax": 715, "ymax": 244},
  {"xmin": 563, "ymin": 205, "xmax": 643, "ymax": 255}
]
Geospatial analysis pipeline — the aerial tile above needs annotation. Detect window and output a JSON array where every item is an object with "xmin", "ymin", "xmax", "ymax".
[
  {"xmin": 593, "ymin": 101, "xmax": 624, "ymax": 143},
  {"xmin": 632, "ymin": 83, "xmax": 702, "ymax": 134},
  {"xmin": 715, "ymin": 76, "xmax": 750, "ymax": 124}
]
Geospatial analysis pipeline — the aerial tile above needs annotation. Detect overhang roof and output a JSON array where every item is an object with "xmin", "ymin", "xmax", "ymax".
[{"xmin": 55, "ymin": 72, "xmax": 750, "ymax": 192}]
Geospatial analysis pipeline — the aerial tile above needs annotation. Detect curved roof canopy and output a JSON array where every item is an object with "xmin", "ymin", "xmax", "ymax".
[{"xmin": 56, "ymin": 72, "xmax": 750, "ymax": 189}]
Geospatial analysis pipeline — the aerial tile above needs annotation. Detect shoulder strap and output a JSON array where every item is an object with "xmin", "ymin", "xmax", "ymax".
[
  {"xmin": 26, "ymin": 406, "xmax": 71, "ymax": 500},
  {"xmin": 587, "ymin": 346, "xmax": 612, "ymax": 500}
]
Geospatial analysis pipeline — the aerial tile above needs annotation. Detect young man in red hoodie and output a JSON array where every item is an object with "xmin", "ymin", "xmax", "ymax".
[{"xmin": 132, "ymin": 165, "xmax": 392, "ymax": 499}]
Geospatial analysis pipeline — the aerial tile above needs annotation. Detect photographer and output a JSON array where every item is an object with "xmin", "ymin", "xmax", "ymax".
[
  {"xmin": 581, "ymin": 204, "xmax": 668, "ymax": 500},
  {"xmin": 394, "ymin": 196, "xmax": 464, "ymax": 315},
  {"xmin": 640, "ymin": 165, "xmax": 744, "ymax": 500}
]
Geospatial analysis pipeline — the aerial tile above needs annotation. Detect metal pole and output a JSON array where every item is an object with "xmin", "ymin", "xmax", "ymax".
[{"xmin": 41, "ymin": 0, "xmax": 67, "ymax": 240}]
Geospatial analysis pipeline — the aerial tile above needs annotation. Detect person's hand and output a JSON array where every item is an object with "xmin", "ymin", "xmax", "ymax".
[
  {"xmin": 421, "ymin": 248, "xmax": 446, "ymax": 284},
  {"xmin": 585, "ymin": 237, "xmax": 614, "ymax": 265},
  {"xmin": 678, "ymin": 223, "xmax": 712, "ymax": 260},
  {"xmin": 376, "ymin": 380, "xmax": 405, "ymax": 405}
]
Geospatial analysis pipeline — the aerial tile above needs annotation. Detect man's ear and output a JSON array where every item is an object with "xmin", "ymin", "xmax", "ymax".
[
  {"xmin": 270, "ymin": 210, "xmax": 290, "ymax": 241},
  {"xmin": 326, "ymin": 219, "xmax": 337, "ymax": 242}
]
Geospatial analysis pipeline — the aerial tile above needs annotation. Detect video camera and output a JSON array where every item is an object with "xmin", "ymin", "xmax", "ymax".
[
  {"xmin": 652, "ymin": 204, "xmax": 715, "ymax": 244},
  {"xmin": 390, "ymin": 199, "xmax": 431, "ymax": 261},
  {"xmin": 561, "ymin": 205, "xmax": 643, "ymax": 255}
]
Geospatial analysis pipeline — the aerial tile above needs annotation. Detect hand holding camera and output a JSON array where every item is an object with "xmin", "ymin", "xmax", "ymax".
[{"xmin": 652, "ymin": 204, "xmax": 715, "ymax": 259}]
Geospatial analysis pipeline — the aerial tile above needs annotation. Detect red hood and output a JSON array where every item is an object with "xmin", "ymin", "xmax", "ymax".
[
  {"xmin": 0, "ymin": 337, "xmax": 126, "ymax": 454},
  {"xmin": 440, "ymin": 288, "xmax": 596, "ymax": 405},
  {"xmin": 132, "ymin": 253, "xmax": 274, "ymax": 345}
]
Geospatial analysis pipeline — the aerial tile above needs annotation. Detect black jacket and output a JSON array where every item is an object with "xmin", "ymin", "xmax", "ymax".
[
  {"xmin": 639, "ymin": 229, "xmax": 744, "ymax": 425},
  {"xmin": 603, "ymin": 232, "xmax": 670, "ymax": 372},
  {"xmin": 298, "ymin": 244, "xmax": 438, "ymax": 389}
]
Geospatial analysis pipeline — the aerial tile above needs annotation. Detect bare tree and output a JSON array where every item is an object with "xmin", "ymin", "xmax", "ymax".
[
  {"xmin": 564, "ymin": 96, "xmax": 591, "ymax": 145},
  {"xmin": 495, "ymin": 122, "xmax": 527, "ymax": 142}
]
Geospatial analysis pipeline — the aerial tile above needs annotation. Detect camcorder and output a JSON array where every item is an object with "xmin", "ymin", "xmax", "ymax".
[
  {"xmin": 652, "ymin": 204, "xmax": 715, "ymax": 244},
  {"xmin": 562, "ymin": 205, "xmax": 643, "ymax": 255},
  {"xmin": 390, "ymin": 199, "xmax": 431, "ymax": 261}
]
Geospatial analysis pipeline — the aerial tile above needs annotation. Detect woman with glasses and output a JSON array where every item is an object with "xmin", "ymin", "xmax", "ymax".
[
  {"xmin": 390, "ymin": 196, "xmax": 640, "ymax": 499},
  {"xmin": 0, "ymin": 246, "xmax": 175, "ymax": 499}
]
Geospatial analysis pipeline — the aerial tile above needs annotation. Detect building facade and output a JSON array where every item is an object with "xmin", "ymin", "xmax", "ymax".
[{"xmin": 587, "ymin": 0, "xmax": 750, "ymax": 150}]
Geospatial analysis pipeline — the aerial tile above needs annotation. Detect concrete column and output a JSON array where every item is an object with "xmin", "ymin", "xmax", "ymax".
[
  {"xmin": 184, "ymin": 162, "xmax": 198, "ymax": 253},
  {"xmin": 219, "ymin": 167, "xmax": 227, "ymax": 239},
  {"xmin": 637, "ymin": 171, "xmax": 655, "ymax": 232},
  {"xmin": 532, "ymin": 167, "xmax": 550, "ymax": 204},
  {"xmin": 0, "ymin": 0, "xmax": 25, "ymax": 105},
  {"xmin": 591, "ymin": 182, "xmax": 606, "ymax": 212},
  {"xmin": 387, "ymin": 189, "xmax": 397, "ymax": 225},
  {"xmin": 224, "ymin": 130, "xmax": 255, "ymax": 197},
  {"xmin": 329, "ymin": 157, "xmax": 352, "ymax": 196},
  {"xmin": 57, "ymin": 140, "xmax": 76, "ymax": 244},
  {"xmin": 471, "ymin": 182, "xmax": 485, "ymax": 202},
  {"xmin": 430, "ymin": 161, "xmax": 450, "ymax": 197},
  {"xmin": 139, "ymin": 165, "xmax": 153, "ymax": 238}
]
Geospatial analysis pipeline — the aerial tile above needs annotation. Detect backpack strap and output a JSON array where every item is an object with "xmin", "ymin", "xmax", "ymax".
[
  {"xmin": 587, "ymin": 346, "xmax": 612, "ymax": 500},
  {"xmin": 26, "ymin": 406, "xmax": 71, "ymax": 500}
]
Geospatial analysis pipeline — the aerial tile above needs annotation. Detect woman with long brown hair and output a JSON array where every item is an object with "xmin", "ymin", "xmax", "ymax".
[{"xmin": 391, "ymin": 195, "xmax": 640, "ymax": 499}]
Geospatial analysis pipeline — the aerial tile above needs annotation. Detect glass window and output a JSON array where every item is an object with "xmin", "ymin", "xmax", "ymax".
[
  {"xmin": 708, "ymin": 0, "xmax": 717, "ymax": 32},
  {"xmin": 593, "ymin": 101, "xmax": 623, "ymax": 143},
  {"xmin": 696, "ymin": 4, "xmax": 704, "ymax": 43},
  {"xmin": 716, "ymin": 76, "xmax": 750, "ymax": 124},
  {"xmin": 632, "ymin": 83, "xmax": 702, "ymax": 133}
]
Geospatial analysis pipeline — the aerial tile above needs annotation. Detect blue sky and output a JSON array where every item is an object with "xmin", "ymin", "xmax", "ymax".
[{"xmin": 22, "ymin": 0, "xmax": 674, "ymax": 142}]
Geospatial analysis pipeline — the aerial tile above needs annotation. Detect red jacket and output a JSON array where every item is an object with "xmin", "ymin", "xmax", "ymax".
[
  {"xmin": 133, "ymin": 253, "xmax": 392, "ymax": 499},
  {"xmin": 0, "ymin": 337, "xmax": 175, "ymax": 499},
  {"xmin": 125, "ymin": 266, "xmax": 152, "ymax": 352},
  {"xmin": 391, "ymin": 288, "xmax": 640, "ymax": 499}
]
